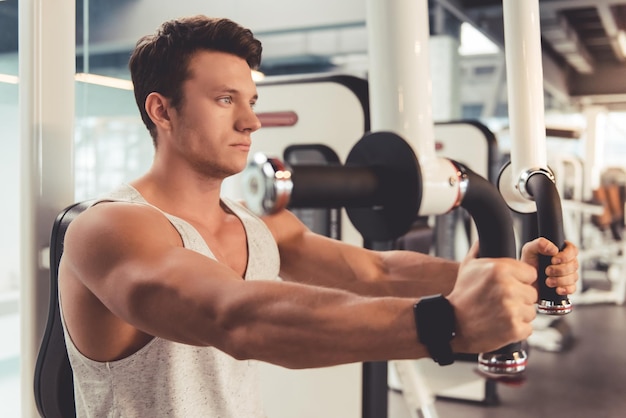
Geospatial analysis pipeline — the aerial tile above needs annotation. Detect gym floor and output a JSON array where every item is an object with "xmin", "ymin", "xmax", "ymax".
[{"xmin": 390, "ymin": 303, "xmax": 626, "ymax": 418}]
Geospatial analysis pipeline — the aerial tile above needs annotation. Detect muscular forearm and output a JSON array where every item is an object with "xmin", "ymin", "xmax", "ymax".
[
  {"xmin": 300, "ymin": 251, "xmax": 458, "ymax": 298},
  {"xmin": 220, "ymin": 281, "xmax": 429, "ymax": 368},
  {"xmin": 279, "ymin": 233, "xmax": 459, "ymax": 298},
  {"xmin": 377, "ymin": 250, "xmax": 459, "ymax": 296}
]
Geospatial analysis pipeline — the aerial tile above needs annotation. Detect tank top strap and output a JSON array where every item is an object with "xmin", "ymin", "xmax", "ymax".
[{"xmin": 95, "ymin": 183, "xmax": 215, "ymax": 259}]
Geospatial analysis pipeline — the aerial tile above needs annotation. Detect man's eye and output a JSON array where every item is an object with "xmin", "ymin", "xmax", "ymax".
[{"xmin": 219, "ymin": 97, "xmax": 233, "ymax": 104}]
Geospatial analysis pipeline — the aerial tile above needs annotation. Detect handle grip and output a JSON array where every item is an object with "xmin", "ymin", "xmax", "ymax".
[
  {"xmin": 526, "ymin": 172, "xmax": 572, "ymax": 315},
  {"xmin": 456, "ymin": 164, "xmax": 527, "ymax": 376}
]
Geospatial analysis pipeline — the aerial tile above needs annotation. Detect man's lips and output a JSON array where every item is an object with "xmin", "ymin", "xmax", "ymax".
[{"xmin": 232, "ymin": 143, "xmax": 251, "ymax": 151}]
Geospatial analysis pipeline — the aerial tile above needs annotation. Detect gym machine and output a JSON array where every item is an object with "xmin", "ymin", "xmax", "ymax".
[
  {"xmin": 226, "ymin": 73, "xmax": 504, "ymax": 416},
  {"xmin": 238, "ymin": 0, "xmax": 574, "ymax": 416},
  {"xmin": 242, "ymin": 131, "xmax": 525, "ymax": 417},
  {"xmin": 240, "ymin": 0, "xmax": 558, "ymax": 416}
]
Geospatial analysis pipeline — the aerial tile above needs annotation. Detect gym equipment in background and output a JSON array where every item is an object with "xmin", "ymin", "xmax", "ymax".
[{"xmin": 551, "ymin": 157, "xmax": 626, "ymax": 309}]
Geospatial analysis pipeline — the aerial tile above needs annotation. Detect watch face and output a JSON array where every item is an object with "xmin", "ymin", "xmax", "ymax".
[{"xmin": 414, "ymin": 295, "xmax": 455, "ymax": 365}]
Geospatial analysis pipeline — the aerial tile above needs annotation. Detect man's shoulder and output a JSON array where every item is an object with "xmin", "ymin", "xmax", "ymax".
[
  {"xmin": 84, "ymin": 199, "xmax": 158, "ymax": 218},
  {"xmin": 67, "ymin": 200, "xmax": 173, "ymax": 246}
]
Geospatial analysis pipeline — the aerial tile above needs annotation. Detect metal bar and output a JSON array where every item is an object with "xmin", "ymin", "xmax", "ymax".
[
  {"xmin": 502, "ymin": 0, "xmax": 548, "ymax": 178},
  {"xmin": 366, "ymin": 0, "xmax": 460, "ymax": 217}
]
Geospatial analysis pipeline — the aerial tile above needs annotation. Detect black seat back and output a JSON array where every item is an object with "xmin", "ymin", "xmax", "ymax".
[{"xmin": 34, "ymin": 201, "xmax": 93, "ymax": 418}]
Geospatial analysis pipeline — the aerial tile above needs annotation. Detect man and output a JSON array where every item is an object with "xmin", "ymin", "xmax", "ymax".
[{"xmin": 59, "ymin": 15, "xmax": 579, "ymax": 417}]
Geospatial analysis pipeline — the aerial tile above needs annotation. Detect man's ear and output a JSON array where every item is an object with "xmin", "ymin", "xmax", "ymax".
[{"xmin": 145, "ymin": 92, "xmax": 172, "ymax": 132}]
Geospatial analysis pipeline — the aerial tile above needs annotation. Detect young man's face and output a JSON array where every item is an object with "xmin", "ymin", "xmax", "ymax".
[{"xmin": 166, "ymin": 50, "xmax": 261, "ymax": 179}]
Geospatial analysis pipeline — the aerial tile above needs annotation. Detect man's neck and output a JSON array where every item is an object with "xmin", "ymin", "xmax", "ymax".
[{"xmin": 130, "ymin": 169, "xmax": 227, "ymax": 225}]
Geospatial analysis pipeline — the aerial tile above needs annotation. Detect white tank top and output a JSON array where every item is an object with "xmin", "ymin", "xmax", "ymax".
[{"xmin": 61, "ymin": 184, "xmax": 280, "ymax": 418}]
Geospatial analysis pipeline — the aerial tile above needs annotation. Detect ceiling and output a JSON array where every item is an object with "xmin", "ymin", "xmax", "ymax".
[
  {"xmin": 2, "ymin": 0, "xmax": 626, "ymax": 108},
  {"xmin": 453, "ymin": 0, "xmax": 626, "ymax": 104},
  {"xmin": 458, "ymin": 0, "xmax": 626, "ymax": 69}
]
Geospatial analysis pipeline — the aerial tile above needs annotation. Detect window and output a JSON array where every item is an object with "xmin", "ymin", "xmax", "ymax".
[{"xmin": 0, "ymin": 3, "xmax": 21, "ymax": 415}]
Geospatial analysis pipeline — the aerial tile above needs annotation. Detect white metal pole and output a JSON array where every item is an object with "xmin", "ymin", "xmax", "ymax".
[
  {"xmin": 498, "ymin": 0, "xmax": 553, "ymax": 212},
  {"xmin": 500, "ymin": 0, "xmax": 572, "ymax": 315},
  {"xmin": 503, "ymin": 0, "xmax": 547, "ymax": 175},
  {"xmin": 366, "ymin": 0, "xmax": 435, "ymax": 160},
  {"xmin": 366, "ymin": 0, "xmax": 459, "ymax": 216},
  {"xmin": 364, "ymin": 0, "xmax": 465, "ymax": 415},
  {"xmin": 497, "ymin": 0, "xmax": 553, "ymax": 213},
  {"xmin": 19, "ymin": 0, "xmax": 75, "ymax": 416}
]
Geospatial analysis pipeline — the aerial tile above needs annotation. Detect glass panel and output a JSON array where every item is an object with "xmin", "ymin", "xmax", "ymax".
[
  {"xmin": 0, "ymin": 0, "xmax": 21, "ymax": 415},
  {"xmin": 74, "ymin": 110, "xmax": 153, "ymax": 201},
  {"xmin": 75, "ymin": 0, "xmax": 153, "ymax": 200},
  {"xmin": 75, "ymin": 0, "xmax": 154, "ymax": 201}
]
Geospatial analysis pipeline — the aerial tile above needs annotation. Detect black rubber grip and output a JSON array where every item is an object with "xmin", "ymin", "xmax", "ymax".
[
  {"xmin": 459, "ymin": 165, "xmax": 524, "ymax": 365},
  {"xmin": 525, "ymin": 173, "xmax": 568, "ymax": 305}
]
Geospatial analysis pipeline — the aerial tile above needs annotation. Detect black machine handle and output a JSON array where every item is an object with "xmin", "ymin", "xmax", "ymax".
[
  {"xmin": 242, "ymin": 131, "xmax": 422, "ymax": 242},
  {"xmin": 525, "ymin": 172, "xmax": 572, "ymax": 314},
  {"xmin": 288, "ymin": 165, "xmax": 381, "ymax": 208},
  {"xmin": 456, "ymin": 164, "xmax": 528, "ymax": 376}
]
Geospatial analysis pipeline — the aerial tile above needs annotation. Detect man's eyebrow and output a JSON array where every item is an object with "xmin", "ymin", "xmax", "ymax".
[
  {"xmin": 215, "ymin": 86, "xmax": 258, "ymax": 101},
  {"xmin": 216, "ymin": 86, "xmax": 238, "ymax": 93}
]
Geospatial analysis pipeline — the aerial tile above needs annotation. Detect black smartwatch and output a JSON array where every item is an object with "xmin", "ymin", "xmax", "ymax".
[{"xmin": 413, "ymin": 294, "xmax": 456, "ymax": 366}]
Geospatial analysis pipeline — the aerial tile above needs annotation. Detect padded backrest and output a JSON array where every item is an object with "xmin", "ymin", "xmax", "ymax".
[{"xmin": 34, "ymin": 200, "xmax": 94, "ymax": 418}]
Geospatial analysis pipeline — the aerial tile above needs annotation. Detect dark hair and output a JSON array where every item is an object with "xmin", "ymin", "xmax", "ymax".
[{"xmin": 128, "ymin": 15, "xmax": 263, "ymax": 144}]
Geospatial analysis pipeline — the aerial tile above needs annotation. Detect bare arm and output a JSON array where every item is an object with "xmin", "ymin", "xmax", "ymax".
[
  {"xmin": 263, "ymin": 209, "xmax": 458, "ymax": 297},
  {"xmin": 264, "ymin": 210, "xmax": 579, "ymax": 300}
]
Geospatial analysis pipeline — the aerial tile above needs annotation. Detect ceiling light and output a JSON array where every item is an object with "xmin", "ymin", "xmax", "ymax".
[
  {"xmin": 0, "ymin": 73, "xmax": 19, "ymax": 84},
  {"xmin": 1, "ymin": 72, "xmax": 135, "ymax": 90},
  {"xmin": 458, "ymin": 22, "xmax": 499, "ymax": 56},
  {"xmin": 252, "ymin": 70, "xmax": 265, "ymax": 82},
  {"xmin": 74, "ymin": 73, "xmax": 133, "ymax": 90}
]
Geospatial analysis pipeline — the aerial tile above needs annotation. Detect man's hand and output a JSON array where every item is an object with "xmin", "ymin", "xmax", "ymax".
[
  {"xmin": 520, "ymin": 238, "xmax": 579, "ymax": 296},
  {"xmin": 447, "ymin": 242, "xmax": 538, "ymax": 354}
]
